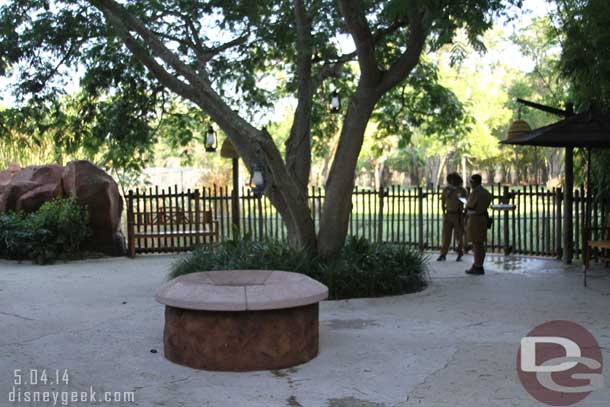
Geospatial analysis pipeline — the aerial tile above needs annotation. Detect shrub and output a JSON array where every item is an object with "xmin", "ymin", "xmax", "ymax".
[
  {"xmin": 170, "ymin": 235, "xmax": 428, "ymax": 300},
  {"xmin": 0, "ymin": 197, "xmax": 92, "ymax": 264}
]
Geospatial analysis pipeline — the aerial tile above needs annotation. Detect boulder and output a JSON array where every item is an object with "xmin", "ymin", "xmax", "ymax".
[
  {"xmin": 0, "ymin": 163, "xmax": 21, "ymax": 186},
  {"xmin": 0, "ymin": 163, "xmax": 20, "ymax": 209},
  {"xmin": 0, "ymin": 164, "xmax": 64, "ymax": 212},
  {"xmin": 0, "ymin": 160, "xmax": 126, "ymax": 257},
  {"xmin": 61, "ymin": 160, "xmax": 127, "ymax": 256}
]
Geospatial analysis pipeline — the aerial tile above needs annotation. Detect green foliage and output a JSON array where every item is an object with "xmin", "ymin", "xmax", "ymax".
[
  {"xmin": 0, "ymin": 0, "xmax": 520, "ymax": 161},
  {"xmin": 170, "ymin": 235, "xmax": 428, "ymax": 300},
  {"xmin": 0, "ymin": 198, "xmax": 92, "ymax": 264},
  {"xmin": 552, "ymin": 0, "xmax": 610, "ymax": 198},
  {"xmin": 373, "ymin": 61, "xmax": 470, "ymax": 152},
  {"xmin": 556, "ymin": 0, "xmax": 610, "ymax": 110}
]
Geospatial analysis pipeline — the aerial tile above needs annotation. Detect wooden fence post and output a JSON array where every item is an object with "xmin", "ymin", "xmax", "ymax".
[
  {"xmin": 257, "ymin": 195, "xmax": 264, "ymax": 240},
  {"xmin": 418, "ymin": 187, "xmax": 424, "ymax": 252},
  {"xmin": 555, "ymin": 188, "xmax": 563, "ymax": 259},
  {"xmin": 377, "ymin": 186, "xmax": 385, "ymax": 243},
  {"xmin": 127, "ymin": 190, "xmax": 135, "ymax": 258},
  {"xmin": 231, "ymin": 157, "xmax": 240, "ymax": 235},
  {"xmin": 503, "ymin": 185, "xmax": 511, "ymax": 255},
  {"xmin": 194, "ymin": 189, "xmax": 201, "ymax": 244}
]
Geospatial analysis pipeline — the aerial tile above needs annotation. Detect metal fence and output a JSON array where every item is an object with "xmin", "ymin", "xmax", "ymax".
[{"xmin": 127, "ymin": 184, "xmax": 608, "ymax": 258}]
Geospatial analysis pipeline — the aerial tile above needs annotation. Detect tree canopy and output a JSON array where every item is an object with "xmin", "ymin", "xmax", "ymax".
[{"xmin": 0, "ymin": 0, "xmax": 520, "ymax": 256}]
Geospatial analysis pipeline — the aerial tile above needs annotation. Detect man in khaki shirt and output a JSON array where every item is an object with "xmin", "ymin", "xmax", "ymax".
[
  {"xmin": 465, "ymin": 174, "xmax": 493, "ymax": 275},
  {"xmin": 438, "ymin": 172, "xmax": 468, "ymax": 262}
]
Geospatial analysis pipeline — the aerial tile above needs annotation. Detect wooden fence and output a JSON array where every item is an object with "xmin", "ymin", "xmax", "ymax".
[
  {"xmin": 126, "ymin": 184, "xmax": 608, "ymax": 259},
  {"xmin": 126, "ymin": 187, "xmax": 219, "ymax": 256}
]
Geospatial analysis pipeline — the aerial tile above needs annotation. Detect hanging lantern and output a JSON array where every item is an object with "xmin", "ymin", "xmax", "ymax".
[
  {"xmin": 507, "ymin": 119, "xmax": 532, "ymax": 140},
  {"xmin": 205, "ymin": 125, "xmax": 217, "ymax": 152},
  {"xmin": 330, "ymin": 90, "xmax": 341, "ymax": 114},
  {"xmin": 249, "ymin": 162, "xmax": 265, "ymax": 196}
]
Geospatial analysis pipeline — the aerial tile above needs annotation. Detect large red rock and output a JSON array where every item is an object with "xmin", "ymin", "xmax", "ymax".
[
  {"xmin": 0, "ymin": 164, "xmax": 63, "ymax": 212},
  {"xmin": 0, "ymin": 163, "xmax": 20, "ymax": 209},
  {"xmin": 61, "ymin": 160, "xmax": 126, "ymax": 256},
  {"xmin": 0, "ymin": 163, "xmax": 21, "ymax": 186},
  {"xmin": 0, "ymin": 160, "xmax": 126, "ymax": 256}
]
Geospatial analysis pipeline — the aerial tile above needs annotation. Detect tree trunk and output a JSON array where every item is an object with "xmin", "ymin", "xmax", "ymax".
[
  {"xmin": 461, "ymin": 155, "xmax": 468, "ymax": 186},
  {"xmin": 90, "ymin": 0, "xmax": 430, "ymax": 257},
  {"xmin": 374, "ymin": 157, "xmax": 388, "ymax": 189},
  {"xmin": 318, "ymin": 91, "xmax": 378, "ymax": 257},
  {"xmin": 434, "ymin": 154, "xmax": 448, "ymax": 188},
  {"xmin": 410, "ymin": 148, "xmax": 420, "ymax": 186}
]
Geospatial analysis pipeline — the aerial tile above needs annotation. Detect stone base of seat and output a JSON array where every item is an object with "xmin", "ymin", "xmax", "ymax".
[{"xmin": 163, "ymin": 303, "xmax": 319, "ymax": 371}]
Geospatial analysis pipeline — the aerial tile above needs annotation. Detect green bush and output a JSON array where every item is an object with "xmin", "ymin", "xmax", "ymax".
[
  {"xmin": 0, "ymin": 197, "xmax": 92, "ymax": 264},
  {"xmin": 170, "ymin": 235, "xmax": 428, "ymax": 300}
]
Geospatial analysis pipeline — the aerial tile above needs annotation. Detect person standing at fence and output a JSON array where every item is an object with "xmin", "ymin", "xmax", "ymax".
[
  {"xmin": 438, "ymin": 172, "xmax": 468, "ymax": 262},
  {"xmin": 465, "ymin": 174, "xmax": 493, "ymax": 275}
]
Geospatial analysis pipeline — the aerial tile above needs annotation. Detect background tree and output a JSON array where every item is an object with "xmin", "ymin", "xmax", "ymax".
[{"xmin": 553, "ymin": 0, "xmax": 610, "ymax": 198}]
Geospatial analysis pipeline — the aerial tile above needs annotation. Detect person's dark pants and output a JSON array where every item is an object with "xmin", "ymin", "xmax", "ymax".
[{"xmin": 472, "ymin": 242, "xmax": 486, "ymax": 268}]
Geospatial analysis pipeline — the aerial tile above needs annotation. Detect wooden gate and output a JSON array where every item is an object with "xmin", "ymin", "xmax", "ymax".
[{"xmin": 126, "ymin": 186, "xmax": 219, "ymax": 257}]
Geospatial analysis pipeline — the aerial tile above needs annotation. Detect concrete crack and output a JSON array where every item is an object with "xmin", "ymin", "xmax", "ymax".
[
  {"xmin": 0, "ymin": 311, "xmax": 36, "ymax": 321},
  {"xmin": 399, "ymin": 346, "xmax": 460, "ymax": 406}
]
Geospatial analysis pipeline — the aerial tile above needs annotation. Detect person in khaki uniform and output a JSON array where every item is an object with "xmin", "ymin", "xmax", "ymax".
[
  {"xmin": 437, "ymin": 172, "xmax": 468, "ymax": 262},
  {"xmin": 465, "ymin": 174, "xmax": 493, "ymax": 275}
]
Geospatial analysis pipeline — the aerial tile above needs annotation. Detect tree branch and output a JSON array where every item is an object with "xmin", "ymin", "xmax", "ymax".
[
  {"xmin": 201, "ymin": 33, "xmax": 250, "ymax": 62},
  {"xmin": 90, "ymin": 0, "xmax": 203, "ymax": 87},
  {"xmin": 313, "ymin": 19, "xmax": 409, "ymax": 90},
  {"xmin": 378, "ymin": 8, "xmax": 431, "ymax": 94},
  {"xmin": 95, "ymin": 7, "xmax": 195, "ymax": 101},
  {"xmin": 285, "ymin": 0, "xmax": 313, "ymax": 192},
  {"xmin": 337, "ymin": 0, "xmax": 381, "ymax": 85}
]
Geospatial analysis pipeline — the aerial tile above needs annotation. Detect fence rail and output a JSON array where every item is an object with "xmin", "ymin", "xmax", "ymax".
[{"xmin": 126, "ymin": 184, "xmax": 608, "ymax": 259}]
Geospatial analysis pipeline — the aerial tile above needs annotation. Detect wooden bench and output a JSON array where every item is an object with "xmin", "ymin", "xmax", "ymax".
[
  {"xmin": 127, "ymin": 189, "xmax": 219, "ymax": 257},
  {"xmin": 585, "ymin": 218, "xmax": 610, "ymax": 271}
]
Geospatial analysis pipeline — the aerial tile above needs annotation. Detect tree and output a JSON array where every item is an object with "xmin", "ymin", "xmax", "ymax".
[
  {"xmin": 0, "ymin": 0, "xmax": 518, "ymax": 257},
  {"xmin": 555, "ymin": 0, "xmax": 610, "ymax": 111},
  {"xmin": 553, "ymin": 0, "xmax": 610, "ymax": 198}
]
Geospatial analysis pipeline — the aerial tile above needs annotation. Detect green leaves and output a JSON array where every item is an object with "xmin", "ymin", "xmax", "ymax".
[
  {"xmin": 0, "ymin": 198, "xmax": 91, "ymax": 264},
  {"xmin": 556, "ymin": 0, "xmax": 610, "ymax": 110},
  {"xmin": 170, "ymin": 234, "xmax": 427, "ymax": 299},
  {"xmin": 372, "ymin": 61, "xmax": 468, "ymax": 150}
]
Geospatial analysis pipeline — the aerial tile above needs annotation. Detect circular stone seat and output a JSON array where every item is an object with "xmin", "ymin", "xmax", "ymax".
[{"xmin": 155, "ymin": 270, "xmax": 328, "ymax": 371}]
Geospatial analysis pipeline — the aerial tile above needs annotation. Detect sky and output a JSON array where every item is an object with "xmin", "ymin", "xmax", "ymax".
[{"xmin": 0, "ymin": 0, "xmax": 556, "ymax": 109}]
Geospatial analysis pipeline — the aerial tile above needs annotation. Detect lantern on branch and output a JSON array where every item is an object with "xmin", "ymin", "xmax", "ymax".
[
  {"xmin": 205, "ymin": 125, "xmax": 217, "ymax": 152},
  {"xmin": 330, "ymin": 90, "xmax": 341, "ymax": 114}
]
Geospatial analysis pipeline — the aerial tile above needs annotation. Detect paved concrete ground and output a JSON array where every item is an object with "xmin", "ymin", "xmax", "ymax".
[{"xmin": 1, "ymin": 254, "xmax": 609, "ymax": 407}]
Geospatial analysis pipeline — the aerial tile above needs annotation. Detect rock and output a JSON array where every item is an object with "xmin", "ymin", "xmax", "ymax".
[
  {"xmin": 0, "ymin": 160, "xmax": 126, "ymax": 257},
  {"xmin": 61, "ymin": 160, "xmax": 127, "ymax": 256},
  {"xmin": 0, "ymin": 163, "xmax": 21, "ymax": 186},
  {"xmin": 0, "ymin": 164, "xmax": 64, "ymax": 212}
]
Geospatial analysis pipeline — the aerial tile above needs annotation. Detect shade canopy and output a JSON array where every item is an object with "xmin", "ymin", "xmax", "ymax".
[{"xmin": 501, "ymin": 110, "xmax": 610, "ymax": 148}]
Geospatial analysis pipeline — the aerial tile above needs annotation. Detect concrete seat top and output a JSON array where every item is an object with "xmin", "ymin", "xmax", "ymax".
[{"xmin": 155, "ymin": 270, "xmax": 329, "ymax": 311}]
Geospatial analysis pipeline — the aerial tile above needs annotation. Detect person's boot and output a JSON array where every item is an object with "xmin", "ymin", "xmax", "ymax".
[
  {"xmin": 465, "ymin": 266, "xmax": 485, "ymax": 275},
  {"xmin": 456, "ymin": 253, "xmax": 463, "ymax": 262},
  {"xmin": 437, "ymin": 254, "xmax": 447, "ymax": 261}
]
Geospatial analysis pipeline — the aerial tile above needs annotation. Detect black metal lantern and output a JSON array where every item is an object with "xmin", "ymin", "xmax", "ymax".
[
  {"xmin": 330, "ymin": 90, "xmax": 341, "ymax": 113},
  {"xmin": 249, "ymin": 161, "xmax": 266, "ymax": 196},
  {"xmin": 205, "ymin": 125, "xmax": 217, "ymax": 152}
]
